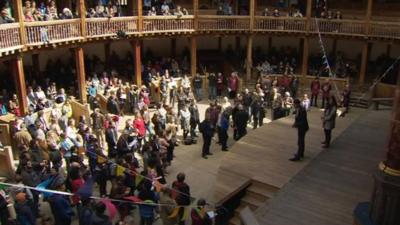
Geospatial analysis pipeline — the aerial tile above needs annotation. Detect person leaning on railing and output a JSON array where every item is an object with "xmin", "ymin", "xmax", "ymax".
[{"xmin": 0, "ymin": 7, "xmax": 14, "ymax": 24}]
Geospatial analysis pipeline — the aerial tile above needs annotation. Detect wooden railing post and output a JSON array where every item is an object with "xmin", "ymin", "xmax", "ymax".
[
  {"xmin": 75, "ymin": 47, "xmax": 87, "ymax": 103},
  {"xmin": 10, "ymin": 55, "xmax": 28, "ymax": 115},
  {"xmin": 246, "ymin": 35, "xmax": 253, "ymax": 81},
  {"xmin": 78, "ymin": 0, "xmax": 86, "ymax": 38},
  {"xmin": 12, "ymin": 0, "xmax": 26, "ymax": 46},
  {"xmin": 359, "ymin": 41, "xmax": 371, "ymax": 88}
]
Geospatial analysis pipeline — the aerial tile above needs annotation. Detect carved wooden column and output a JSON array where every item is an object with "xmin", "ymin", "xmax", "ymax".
[
  {"xmin": 10, "ymin": 56, "xmax": 28, "ymax": 115},
  {"xmin": 368, "ymin": 71, "xmax": 400, "ymax": 225},
  {"xmin": 190, "ymin": 37, "xmax": 197, "ymax": 77},
  {"xmin": 13, "ymin": 0, "xmax": 26, "ymax": 46},
  {"xmin": 75, "ymin": 47, "xmax": 87, "ymax": 103},
  {"xmin": 305, "ymin": 0, "xmax": 312, "ymax": 32},
  {"xmin": 132, "ymin": 40, "xmax": 142, "ymax": 86},
  {"xmin": 193, "ymin": 0, "xmax": 199, "ymax": 30},
  {"xmin": 359, "ymin": 42, "xmax": 371, "ymax": 87}
]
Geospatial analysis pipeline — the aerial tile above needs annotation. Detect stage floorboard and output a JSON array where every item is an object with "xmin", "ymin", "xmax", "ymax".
[
  {"xmin": 212, "ymin": 107, "xmax": 366, "ymax": 204},
  {"xmin": 254, "ymin": 109, "xmax": 391, "ymax": 225}
]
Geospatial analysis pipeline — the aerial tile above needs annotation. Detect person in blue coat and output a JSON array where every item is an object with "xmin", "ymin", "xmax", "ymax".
[{"xmin": 48, "ymin": 183, "xmax": 74, "ymax": 225}]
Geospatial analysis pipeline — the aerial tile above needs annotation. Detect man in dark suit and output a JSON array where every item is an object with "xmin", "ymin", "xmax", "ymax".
[
  {"xmin": 107, "ymin": 94, "xmax": 120, "ymax": 115},
  {"xmin": 290, "ymin": 99, "xmax": 309, "ymax": 161},
  {"xmin": 105, "ymin": 121, "xmax": 118, "ymax": 158},
  {"xmin": 234, "ymin": 104, "xmax": 249, "ymax": 140}
]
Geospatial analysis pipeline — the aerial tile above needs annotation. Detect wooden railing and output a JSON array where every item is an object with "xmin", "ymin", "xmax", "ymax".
[
  {"xmin": 198, "ymin": 15, "xmax": 251, "ymax": 31},
  {"xmin": 25, "ymin": 19, "xmax": 82, "ymax": 45},
  {"xmin": 254, "ymin": 17, "xmax": 306, "ymax": 32},
  {"xmin": 142, "ymin": 16, "xmax": 194, "ymax": 33},
  {"xmin": 2, "ymin": 16, "xmax": 400, "ymax": 56},
  {"xmin": 0, "ymin": 23, "xmax": 21, "ymax": 50},
  {"xmin": 86, "ymin": 17, "xmax": 138, "ymax": 37},
  {"xmin": 370, "ymin": 21, "xmax": 400, "ymax": 39},
  {"xmin": 310, "ymin": 19, "xmax": 366, "ymax": 36}
]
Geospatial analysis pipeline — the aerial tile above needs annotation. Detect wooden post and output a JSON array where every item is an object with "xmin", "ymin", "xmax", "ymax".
[
  {"xmin": 13, "ymin": 0, "xmax": 26, "ymax": 45},
  {"xmin": 193, "ymin": 0, "xmax": 199, "ymax": 29},
  {"xmin": 10, "ymin": 56, "xmax": 28, "ymax": 115},
  {"xmin": 365, "ymin": 0, "xmax": 373, "ymax": 35},
  {"xmin": 75, "ymin": 47, "xmax": 87, "ymax": 104},
  {"xmin": 301, "ymin": 37, "xmax": 309, "ymax": 90},
  {"xmin": 171, "ymin": 38, "xmax": 176, "ymax": 58},
  {"xmin": 306, "ymin": 0, "xmax": 312, "ymax": 32},
  {"xmin": 249, "ymin": 0, "xmax": 255, "ymax": 30},
  {"xmin": 359, "ymin": 42, "xmax": 371, "ymax": 87},
  {"xmin": 78, "ymin": 0, "xmax": 86, "ymax": 37},
  {"xmin": 190, "ymin": 36, "xmax": 197, "ymax": 77},
  {"xmin": 32, "ymin": 54, "xmax": 40, "ymax": 78},
  {"xmin": 246, "ymin": 35, "xmax": 253, "ymax": 81},
  {"xmin": 132, "ymin": 40, "xmax": 142, "ymax": 86},
  {"xmin": 137, "ymin": 0, "xmax": 143, "ymax": 31}
]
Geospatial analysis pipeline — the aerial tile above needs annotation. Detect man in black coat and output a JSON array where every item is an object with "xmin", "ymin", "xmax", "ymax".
[
  {"xmin": 199, "ymin": 113, "xmax": 215, "ymax": 159},
  {"xmin": 105, "ymin": 122, "xmax": 118, "ymax": 158},
  {"xmin": 107, "ymin": 94, "xmax": 120, "ymax": 115},
  {"xmin": 290, "ymin": 99, "xmax": 309, "ymax": 161},
  {"xmin": 234, "ymin": 104, "xmax": 249, "ymax": 140},
  {"xmin": 189, "ymin": 99, "xmax": 200, "ymax": 138}
]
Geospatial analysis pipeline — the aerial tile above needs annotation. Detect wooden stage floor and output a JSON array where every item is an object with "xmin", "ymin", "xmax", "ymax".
[
  {"xmin": 212, "ymin": 107, "xmax": 366, "ymax": 204},
  {"xmin": 254, "ymin": 109, "xmax": 391, "ymax": 225}
]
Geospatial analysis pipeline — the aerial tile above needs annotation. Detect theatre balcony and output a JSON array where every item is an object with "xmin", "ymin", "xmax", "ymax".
[{"xmin": 1, "ymin": 15, "xmax": 400, "ymax": 58}]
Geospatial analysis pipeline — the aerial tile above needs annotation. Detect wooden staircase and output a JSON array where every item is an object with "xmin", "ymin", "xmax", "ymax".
[
  {"xmin": 349, "ymin": 92, "xmax": 371, "ymax": 109},
  {"xmin": 229, "ymin": 180, "xmax": 280, "ymax": 225}
]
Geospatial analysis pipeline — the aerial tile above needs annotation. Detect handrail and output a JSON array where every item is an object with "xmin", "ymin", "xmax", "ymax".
[
  {"xmin": 24, "ymin": 18, "xmax": 81, "ymax": 27},
  {"xmin": 142, "ymin": 15, "xmax": 195, "ymax": 32},
  {"xmin": 310, "ymin": 18, "xmax": 366, "ymax": 36},
  {"xmin": 198, "ymin": 15, "xmax": 251, "ymax": 31},
  {"xmin": 0, "ymin": 22, "xmax": 22, "ymax": 51},
  {"xmin": 254, "ymin": 17, "xmax": 307, "ymax": 32},
  {"xmin": 143, "ymin": 15, "xmax": 194, "ymax": 20},
  {"xmin": 86, "ymin": 16, "xmax": 139, "ymax": 37}
]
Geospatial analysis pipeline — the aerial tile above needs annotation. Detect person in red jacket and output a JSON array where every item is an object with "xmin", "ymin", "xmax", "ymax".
[
  {"xmin": 133, "ymin": 111, "xmax": 146, "ymax": 149},
  {"xmin": 310, "ymin": 77, "xmax": 321, "ymax": 107},
  {"xmin": 191, "ymin": 198, "xmax": 212, "ymax": 225}
]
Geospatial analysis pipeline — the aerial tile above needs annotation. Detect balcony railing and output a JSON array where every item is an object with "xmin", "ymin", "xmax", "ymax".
[
  {"xmin": 370, "ymin": 21, "xmax": 400, "ymax": 39},
  {"xmin": 254, "ymin": 17, "xmax": 307, "ymax": 32},
  {"xmin": 0, "ymin": 23, "xmax": 21, "ymax": 51},
  {"xmin": 310, "ymin": 19, "xmax": 366, "ymax": 36},
  {"xmin": 1, "ymin": 16, "xmax": 400, "ymax": 56},
  {"xmin": 198, "ymin": 16, "xmax": 251, "ymax": 31},
  {"xmin": 25, "ymin": 19, "xmax": 82, "ymax": 45},
  {"xmin": 86, "ymin": 17, "xmax": 138, "ymax": 38},
  {"xmin": 142, "ymin": 15, "xmax": 195, "ymax": 33}
]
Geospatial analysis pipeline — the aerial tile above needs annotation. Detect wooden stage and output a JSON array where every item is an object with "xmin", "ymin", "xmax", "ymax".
[
  {"xmin": 254, "ymin": 109, "xmax": 391, "ymax": 225},
  {"xmin": 212, "ymin": 107, "xmax": 366, "ymax": 204}
]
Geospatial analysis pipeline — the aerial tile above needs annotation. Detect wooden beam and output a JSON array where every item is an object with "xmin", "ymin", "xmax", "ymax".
[
  {"xmin": 132, "ymin": 40, "xmax": 142, "ymax": 86},
  {"xmin": 190, "ymin": 36, "xmax": 197, "ymax": 77},
  {"xmin": 10, "ymin": 56, "xmax": 28, "ymax": 115},
  {"xmin": 193, "ymin": 0, "xmax": 199, "ymax": 29},
  {"xmin": 305, "ymin": 0, "xmax": 312, "ymax": 32},
  {"xmin": 246, "ymin": 35, "xmax": 253, "ymax": 81},
  {"xmin": 359, "ymin": 42, "xmax": 371, "ymax": 87},
  {"xmin": 249, "ymin": 0, "xmax": 255, "ymax": 31},
  {"xmin": 78, "ymin": 0, "xmax": 86, "ymax": 38},
  {"xmin": 301, "ymin": 37, "xmax": 309, "ymax": 88},
  {"xmin": 13, "ymin": 0, "xmax": 26, "ymax": 45},
  {"xmin": 75, "ymin": 47, "xmax": 87, "ymax": 103},
  {"xmin": 137, "ymin": 0, "xmax": 143, "ymax": 31},
  {"xmin": 365, "ymin": 0, "xmax": 373, "ymax": 35}
]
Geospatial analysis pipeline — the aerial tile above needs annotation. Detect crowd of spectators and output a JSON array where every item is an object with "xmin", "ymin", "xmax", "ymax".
[{"xmin": 144, "ymin": 0, "xmax": 189, "ymax": 16}]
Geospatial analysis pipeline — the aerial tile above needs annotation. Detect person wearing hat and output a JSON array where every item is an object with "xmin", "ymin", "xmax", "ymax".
[
  {"xmin": 290, "ymin": 98, "xmax": 309, "ymax": 161},
  {"xmin": 15, "ymin": 192, "xmax": 36, "ymax": 225},
  {"xmin": 191, "ymin": 198, "xmax": 212, "ymax": 225}
]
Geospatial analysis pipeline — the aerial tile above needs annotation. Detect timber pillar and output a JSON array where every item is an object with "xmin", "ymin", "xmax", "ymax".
[
  {"xmin": 75, "ymin": 47, "xmax": 87, "ymax": 104},
  {"xmin": 10, "ymin": 56, "xmax": 28, "ymax": 115}
]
